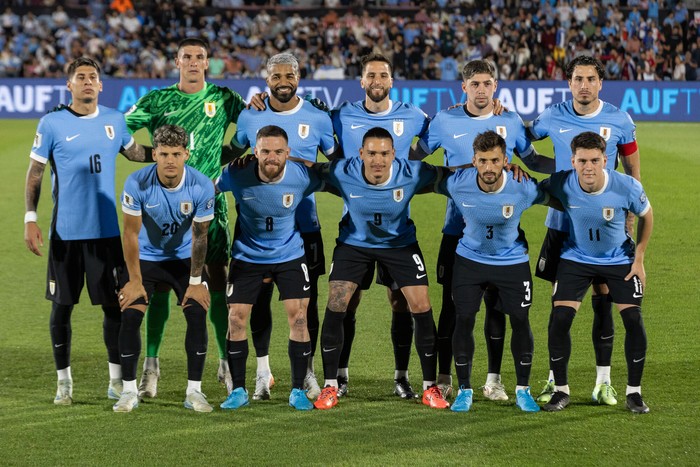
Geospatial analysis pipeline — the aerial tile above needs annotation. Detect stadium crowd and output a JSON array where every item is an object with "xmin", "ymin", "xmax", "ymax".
[{"xmin": 0, "ymin": 0, "xmax": 698, "ymax": 81}]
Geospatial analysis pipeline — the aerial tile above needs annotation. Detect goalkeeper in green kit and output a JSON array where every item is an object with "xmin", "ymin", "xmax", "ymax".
[{"xmin": 125, "ymin": 38, "xmax": 246, "ymax": 396}]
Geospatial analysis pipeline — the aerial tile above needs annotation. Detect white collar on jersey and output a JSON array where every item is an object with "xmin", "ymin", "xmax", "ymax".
[
  {"xmin": 261, "ymin": 163, "xmax": 287, "ymax": 185},
  {"xmin": 271, "ymin": 96, "xmax": 303, "ymax": 115},
  {"xmin": 79, "ymin": 107, "xmax": 100, "ymax": 119},
  {"xmin": 163, "ymin": 167, "xmax": 187, "ymax": 192},
  {"xmin": 576, "ymin": 100, "xmax": 605, "ymax": 119},
  {"xmin": 367, "ymin": 100, "xmax": 394, "ymax": 116},
  {"xmin": 373, "ymin": 164, "xmax": 394, "ymax": 187},
  {"xmin": 469, "ymin": 111, "xmax": 494, "ymax": 120},
  {"xmin": 584, "ymin": 169, "xmax": 609, "ymax": 196}
]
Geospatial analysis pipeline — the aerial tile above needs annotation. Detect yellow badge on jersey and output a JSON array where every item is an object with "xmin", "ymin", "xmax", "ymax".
[
  {"xmin": 393, "ymin": 120, "xmax": 404, "ymax": 137},
  {"xmin": 180, "ymin": 201, "xmax": 193, "ymax": 215},
  {"xmin": 603, "ymin": 207, "xmax": 614, "ymax": 221},
  {"xmin": 105, "ymin": 125, "xmax": 115, "ymax": 140},
  {"xmin": 502, "ymin": 204, "xmax": 514, "ymax": 219},
  {"xmin": 496, "ymin": 126, "xmax": 507, "ymax": 139},
  {"xmin": 599, "ymin": 126, "xmax": 611, "ymax": 141},
  {"xmin": 393, "ymin": 188, "xmax": 404, "ymax": 202},
  {"xmin": 283, "ymin": 193, "xmax": 294, "ymax": 208},
  {"xmin": 204, "ymin": 102, "xmax": 216, "ymax": 118},
  {"xmin": 298, "ymin": 124, "xmax": 310, "ymax": 139}
]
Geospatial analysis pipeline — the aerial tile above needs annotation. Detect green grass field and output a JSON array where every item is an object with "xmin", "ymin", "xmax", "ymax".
[{"xmin": 1, "ymin": 120, "xmax": 698, "ymax": 465}]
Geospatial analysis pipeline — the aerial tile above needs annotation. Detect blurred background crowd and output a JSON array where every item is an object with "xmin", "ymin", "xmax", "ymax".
[{"xmin": 1, "ymin": 0, "xmax": 698, "ymax": 81}]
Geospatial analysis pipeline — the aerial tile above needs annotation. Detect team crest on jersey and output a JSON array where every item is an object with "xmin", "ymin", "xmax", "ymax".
[
  {"xmin": 206, "ymin": 198, "xmax": 214, "ymax": 210},
  {"xmin": 496, "ymin": 126, "xmax": 507, "ymax": 139},
  {"xmin": 180, "ymin": 201, "xmax": 193, "ymax": 215},
  {"xmin": 105, "ymin": 125, "xmax": 115, "ymax": 140},
  {"xmin": 33, "ymin": 132, "xmax": 42, "ymax": 148},
  {"xmin": 502, "ymin": 204, "xmax": 514, "ymax": 219},
  {"xmin": 298, "ymin": 124, "xmax": 310, "ymax": 139},
  {"xmin": 602, "ymin": 207, "xmax": 615, "ymax": 221},
  {"xmin": 204, "ymin": 102, "xmax": 216, "ymax": 118},
  {"xmin": 123, "ymin": 193, "xmax": 134, "ymax": 207},
  {"xmin": 393, "ymin": 188, "xmax": 404, "ymax": 202},
  {"xmin": 599, "ymin": 126, "xmax": 611, "ymax": 141},
  {"xmin": 393, "ymin": 120, "xmax": 404, "ymax": 137},
  {"xmin": 49, "ymin": 280, "xmax": 56, "ymax": 295},
  {"xmin": 283, "ymin": 193, "xmax": 294, "ymax": 208},
  {"xmin": 640, "ymin": 191, "xmax": 647, "ymax": 204}
]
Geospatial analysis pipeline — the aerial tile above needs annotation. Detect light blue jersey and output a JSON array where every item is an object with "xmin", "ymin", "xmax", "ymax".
[
  {"xmin": 30, "ymin": 105, "xmax": 134, "ymax": 240},
  {"xmin": 544, "ymin": 169, "xmax": 650, "ymax": 265},
  {"xmin": 438, "ymin": 168, "xmax": 547, "ymax": 265},
  {"xmin": 331, "ymin": 100, "xmax": 429, "ymax": 159},
  {"xmin": 215, "ymin": 161, "xmax": 323, "ymax": 264},
  {"xmin": 530, "ymin": 100, "xmax": 637, "ymax": 231},
  {"xmin": 232, "ymin": 97, "xmax": 337, "ymax": 233},
  {"xmin": 320, "ymin": 158, "xmax": 441, "ymax": 248},
  {"xmin": 122, "ymin": 165, "xmax": 215, "ymax": 261},
  {"xmin": 427, "ymin": 108, "xmax": 535, "ymax": 235}
]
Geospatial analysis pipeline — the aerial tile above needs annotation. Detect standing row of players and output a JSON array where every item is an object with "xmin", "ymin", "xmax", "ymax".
[{"xmin": 23, "ymin": 40, "xmax": 651, "ymax": 414}]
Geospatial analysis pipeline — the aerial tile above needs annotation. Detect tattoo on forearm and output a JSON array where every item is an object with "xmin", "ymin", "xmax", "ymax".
[
  {"xmin": 25, "ymin": 161, "xmax": 45, "ymax": 211},
  {"xmin": 190, "ymin": 221, "xmax": 209, "ymax": 276}
]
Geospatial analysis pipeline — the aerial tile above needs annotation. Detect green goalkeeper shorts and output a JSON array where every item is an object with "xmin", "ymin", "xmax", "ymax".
[{"xmin": 206, "ymin": 192, "xmax": 231, "ymax": 265}]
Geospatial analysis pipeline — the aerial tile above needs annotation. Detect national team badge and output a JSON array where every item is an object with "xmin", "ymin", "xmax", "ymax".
[
  {"xmin": 393, "ymin": 120, "xmax": 404, "ymax": 137},
  {"xmin": 298, "ymin": 124, "xmax": 310, "ymax": 139},
  {"xmin": 283, "ymin": 193, "xmax": 294, "ymax": 208},
  {"xmin": 49, "ymin": 280, "xmax": 55, "ymax": 295},
  {"xmin": 105, "ymin": 125, "xmax": 115, "ymax": 140},
  {"xmin": 603, "ymin": 207, "xmax": 614, "ymax": 221},
  {"xmin": 496, "ymin": 126, "xmax": 507, "ymax": 139},
  {"xmin": 180, "ymin": 201, "xmax": 193, "ymax": 215},
  {"xmin": 206, "ymin": 198, "xmax": 214, "ymax": 210},
  {"xmin": 33, "ymin": 132, "xmax": 42, "ymax": 148},
  {"xmin": 204, "ymin": 102, "xmax": 216, "ymax": 118},
  {"xmin": 599, "ymin": 126, "xmax": 611, "ymax": 141},
  {"xmin": 502, "ymin": 204, "xmax": 514, "ymax": 219},
  {"xmin": 123, "ymin": 193, "xmax": 134, "ymax": 207},
  {"xmin": 393, "ymin": 188, "xmax": 404, "ymax": 202}
]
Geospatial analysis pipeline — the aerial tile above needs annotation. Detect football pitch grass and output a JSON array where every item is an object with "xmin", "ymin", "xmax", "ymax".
[{"xmin": 1, "ymin": 120, "xmax": 698, "ymax": 465}]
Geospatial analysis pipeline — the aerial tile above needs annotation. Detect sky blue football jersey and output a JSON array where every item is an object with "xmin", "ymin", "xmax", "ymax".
[
  {"xmin": 232, "ymin": 97, "xmax": 337, "ymax": 233},
  {"xmin": 331, "ymin": 100, "xmax": 429, "ymax": 160},
  {"xmin": 215, "ymin": 161, "xmax": 323, "ymax": 264},
  {"xmin": 530, "ymin": 100, "xmax": 637, "ymax": 232},
  {"xmin": 30, "ymin": 105, "xmax": 134, "ymax": 240},
  {"xmin": 319, "ymin": 158, "xmax": 440, "ymax": 248},
  {"xmin": 427, "ymin": 108, "xmax": 535, "ymax": 236},
  {"xmin": 438, "ymin": 168, "xmax": 547, "ymax": 265},
  {"xmin": 544, "ymin": 169, "xmax": 650, "ymax": 265},
  {"xmin": 122, "ymin": 165, "xmax": 215, "ymax": 261}
]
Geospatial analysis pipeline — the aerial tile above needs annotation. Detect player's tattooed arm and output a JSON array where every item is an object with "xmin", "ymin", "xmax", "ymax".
[
  {"xmin": 221, "ymin": 143, "xmax": 249, "ymax": 165},
  {"xmin": 24, "ymin": 159, "xmax": 46, "ymax": 256},
  {"xmin": 121, "ymin": 143, "xmax": 153, "ymax": 163},
  {"xmin": 183, "ymin": 220, "xmax": 211, "ymax": 310},
  {"xmin": 327, "ymin": 280, "xmax": 359, "ymax": 312},
  {"xmin": 518, "ymin": 147, "xmax": 555, "ymax": 174},
  {"xmin": 620, "ymin": 149, "xmax": 641, "ymax": 237}
]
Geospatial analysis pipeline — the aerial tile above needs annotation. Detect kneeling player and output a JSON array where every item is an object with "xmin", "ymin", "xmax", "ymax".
[
  {"xmin": 541, "ymin": 132, "xmax": 653, "ymax": 414},
  {"xmin": 216, "ymin": 125, "xmax": 322, "ymax": 411},
  {"xmin": 438, "ymin": 131, "xmax": 551, "ymax": 412},
  {"xmin": 115, "ymin": 125, "xmax": 214, "ymax": 413}
]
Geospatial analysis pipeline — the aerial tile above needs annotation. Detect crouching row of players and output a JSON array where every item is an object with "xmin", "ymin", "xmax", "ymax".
[{"xmin": 111, "ymin": 124, "xmax": 652, "ymax": 414}]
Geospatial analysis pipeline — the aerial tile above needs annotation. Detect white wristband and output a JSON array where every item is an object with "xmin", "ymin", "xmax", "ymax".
[
  {"xmin": 24, "ymin": 211, "xmax": 37, "ymax": 223},
  {"xmin": 189, "ymin": 276, "xmax": 202, "ymax": 285}
]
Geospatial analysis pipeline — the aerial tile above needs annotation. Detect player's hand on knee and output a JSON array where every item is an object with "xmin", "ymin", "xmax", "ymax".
[
  {"xmin": 24, "ymin": 222, "xmax": 43, "ymax": 256},
  {"xmin": 183, "ymin": 283, "xmax": 210, "ymax": 310},
  {"xmin": 247, "ymin": 92, "xmax": 268, "ymax": 111},
  {"xmin": 119, "ymin": 280, "xmax": 148, "ymax": 311}
]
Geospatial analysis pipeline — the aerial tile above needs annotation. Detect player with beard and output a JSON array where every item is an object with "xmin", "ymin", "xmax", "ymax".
[
  {"xmin": 329, "ymin": 53, "xmax": 431, "ymax": 400},
  {"xmin": 228, "ymin": 53, "xmax": 337, "ymax": 401},
  {"xmin": 215, "ymin": 125, "xmax": 323, "ymax": 412},
  {"xmin": 528, "ymin": 56, "xmax": 641, "ymax": 406}
]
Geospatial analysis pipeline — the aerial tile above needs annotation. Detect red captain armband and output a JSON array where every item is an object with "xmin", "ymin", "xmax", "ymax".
[{"xmin": 618, "ymin": 141, "xmax": 638, "ymax": 156}]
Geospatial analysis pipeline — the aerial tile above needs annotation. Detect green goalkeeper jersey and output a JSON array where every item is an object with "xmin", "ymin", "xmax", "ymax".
[{"xmin": 125, "ymin": 82, "xmax": 246, "ymax": 180}]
